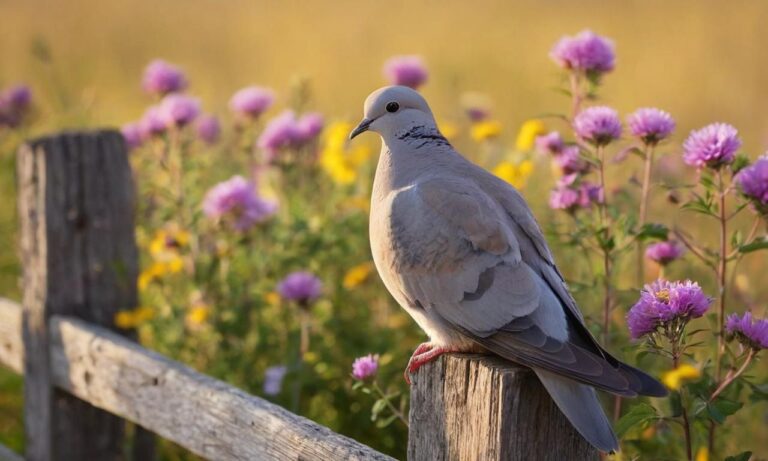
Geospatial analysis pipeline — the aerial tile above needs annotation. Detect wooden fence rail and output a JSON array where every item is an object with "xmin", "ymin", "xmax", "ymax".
[{"xmin": 0, "ymin": 130, "xmax": 596, "ymax": 460}]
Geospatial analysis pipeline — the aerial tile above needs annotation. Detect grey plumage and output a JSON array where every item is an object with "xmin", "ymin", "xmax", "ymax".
[{"xmin": 351, "ymin": 86, "xmax": 666, "ymax": 453}]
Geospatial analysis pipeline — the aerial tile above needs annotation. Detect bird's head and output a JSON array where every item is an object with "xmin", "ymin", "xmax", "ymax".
[{"xmin": 349, "ymin": 86, "xmax": 436, "ymax": 140}]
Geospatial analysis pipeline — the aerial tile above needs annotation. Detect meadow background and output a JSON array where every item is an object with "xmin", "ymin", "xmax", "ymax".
[{"xmin": 1, "ymin": 0, "xmax": 768, "ymax": 459}]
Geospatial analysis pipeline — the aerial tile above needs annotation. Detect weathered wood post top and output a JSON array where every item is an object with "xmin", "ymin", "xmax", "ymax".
[{"xmin": 408, "ymin": 354, "xmax": 598, "ymax": 461}]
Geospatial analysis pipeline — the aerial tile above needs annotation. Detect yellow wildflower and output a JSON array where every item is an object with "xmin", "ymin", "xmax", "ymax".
[
  {"xmin": 186, "ymin": 303, "xmax": 209, "ymax": 328},
  {"xmin": 492, "ymin": 160, "xmax": 535, "ymax": 189},
  {"xmin": 320, "ymin": 121, "xmax": 372, "ymax": 185},
  {"xmin": 148, "ymin": 227, "xmax": 190, "ymax": 259},
  {"xmin": 640, "ymin": 425, "xmax": 656, "ymax": 440},
  {"xmin": 662, "ymin": 364, "xmax": 701, "ymax": 390},
  {"xmin": 515, "ymin": 119, "xmax": 546, "ymax": 151},
  {"xmin": 471, "ymin": 120, "xmax": 502, "ymax": 142},
  {"xmin": 695, "ymin": 447, "xmax": 708, "ymax": 461},
  {"xmin": 114, "ymin": 306, "xmax": 154, "ymax": 329},
  {"xmin": 343, "ymin": 262, "xmax": 374, "ymax": 289},
  {"xmin": 264, "ymin": 291, "xmax": 281, "ymax": 306},
  {"xmin": 341, "ymin": 196, "xmax": 370, "ymax": 214},
  {"xmin": 437, "ymin": 120, "xmax": 459, "ymax": 140}
]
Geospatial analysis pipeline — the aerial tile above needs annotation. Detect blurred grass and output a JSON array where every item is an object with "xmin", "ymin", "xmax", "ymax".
[{"xmin": 1, "ymin": 0, "xmax": 768, "ymax": 458}]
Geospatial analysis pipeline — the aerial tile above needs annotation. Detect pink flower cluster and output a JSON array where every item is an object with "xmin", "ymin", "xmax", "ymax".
[{"xmin": 257, "ymin": 110, "xmax": 324, "ymax": 161}]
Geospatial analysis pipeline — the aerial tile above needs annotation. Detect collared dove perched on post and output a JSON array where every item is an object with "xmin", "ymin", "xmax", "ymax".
[{"xmin": 349, "ymin": 86, "xmax": 667, "ymax": 453}]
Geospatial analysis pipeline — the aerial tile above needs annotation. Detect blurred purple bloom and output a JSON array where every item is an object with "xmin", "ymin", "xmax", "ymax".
[
  {"xmin": 645, "ymin": 241, "xmax": 685, "ymax": 266},
  {"xmin": 121, "ymin": 123, "xmax": 143, "ymax": 150},
  {"xmin": 627, "ymin": 108, "xmax": 675, "ymax": 145},
  {"xmin": 466, "ymin": 107, "xmax": 490, "ymax": 123},
  {"xmin": 535, "ymin": 131, "xmax": 564, "ymax": 156},
  {"xmin": 573, "ymin": 106, "xmax": 622, "ymax": 146},
  {"xmin": 202, "ymin": 175, "xmax": 277, "ymax": 231},
  {"xmin": 277, "ymin": 271, "xmax": 323, "ymax": 305},
  {"xmin": 736, "ymin": 155, "xmax": 768, "ymax": 212},
  {"xmin": 295, "ymin": 112, "xmax": 324, "ymax": 143},
  {"xmin": 263, "ymin": 365, "xmax": 288, "ymax": 396},
  {"xmin": 139, "ymin": 106, "xmax": 167, "ymax": 138},
  {"xmin": 196, "ymin": 114, "xmax": 221, "ymax": 144},
  {"xmin": 726, "ymin": 312, "xmax": 768, "ymax": 350},
  {"xmin": 577, "ymin": 182, "xmax": 603, "ymax": 208},
  {"xmin": 0, "ymin": 84, "xmax": 32, "ymax": 128},
  {"xmin": 682, "ymin": 123, "xmax": 741, "ymax": 169},
  {"xmin": 258, "ymin": 110, "xmax": 300, "ymax": 160},
  {"xmin": 554, "ymin": 145, "xmax": 590, "ymax": 175},
  {"xmin": 550, "ymin": 30, "xmax": 615, "ymax": 75},
  {"xmin": 159, "ymin": 94, "xmax": 200, "ymax": 127},
  {"xmin": 626, "ymin": 279, "xmax": 712, "ymax": 339},
  {"xmin": 351, "ymin": 354, "xmax": 379, "ymax": 381},
  {"xmin": 383, "ymin": 55, "xmax": 428, "ymax": 89},
  {"xmin": 549, "ymin": 186, "xmax": 581, "ymax": 211},
  {"xmin": 229, "ymin": 86, "xmax": 275, "ymax": 119},
  {"xmin": 142, "ymin": 59, "xmax": 188, "ymax": 96}
]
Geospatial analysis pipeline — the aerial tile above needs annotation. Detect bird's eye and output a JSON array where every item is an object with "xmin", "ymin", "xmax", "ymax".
[{"xmin": 386, "ymin": 102, "xmax": 400, "ymax": 113}]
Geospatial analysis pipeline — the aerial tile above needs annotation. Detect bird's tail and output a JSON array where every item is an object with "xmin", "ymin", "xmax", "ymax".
[{"xmin": 535, "ymin": 369, "xmax": 619, "ymax": 454}]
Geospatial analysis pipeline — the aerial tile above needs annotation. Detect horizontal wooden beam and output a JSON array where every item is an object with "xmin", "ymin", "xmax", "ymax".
[
  {"xmin": 0, "ymin": 298, "xmax": 22, "ymax": 373},
  {"xmin": 0, "ymin": 301, "xmax": 390, "ymax": 460}
]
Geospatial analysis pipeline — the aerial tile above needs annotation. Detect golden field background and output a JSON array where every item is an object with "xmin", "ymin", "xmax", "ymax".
[{"xmin": 2, "ymin": 0, "xmax": 768, "ymax": 459}]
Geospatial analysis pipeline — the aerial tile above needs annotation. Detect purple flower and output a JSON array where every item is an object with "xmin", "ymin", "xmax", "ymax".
[
  {"xmin": 682, "ymin": 123, "xmax": 741, "ymax": 169},
  {"xmin": 196, "ymin": 114, "xmax": 221, "ymax": 144},
  {"xmin": 263, "ymin": 365, "xmax": 288, "ymax": 396},
  {"xmin": 383, "ymin": 55, "xmax": 428, "ymax": 89},
  {"xmin": 121, "ymin": 123, "xmax": 143, "ymax": 150},
  {"xmin": 139, "ymin": 106, "xmax": 167, "ymax": 138},
  {"xmin": 0, "ymin": 84, "xmax": 32, "ymax": 128},
  {"xmin": 257, "ymin": 110, "xmax": 300, "ymax": 160},
  {"xmin": 736, "ymin": 155, "xmax": 768, "ymax": 213},
  {"xmin": 726, "ymin": 312, "xmax": 768, "ymax": 350},
  {"xmin": 535, "ymin": 131, "xmax": 564, "ymax": 156},
  {"xmin": 573, "ymin": 106, "xmax": 622, "ymax": 146},
  {"xmin": 626, "ymin": 279, "xmax": 712, "ymax": 339},
  {"xmin": 577, "ymin": 182, "xmax": 604, "ymax": 208},
  {"xmin": 159, "ymin": 94, "xmax": 200, "ymax": 127},
  {"xmin": 550, "ymin": 30, "xmax": 615, "ymax": 75},
  {"xmin": 645, "ymin": 241, "xmax": 685, "ymax": 265},
  {"xmin": 202, "ymin": 175, "xmax": 277, "ymax": 231},
  {"xmin": 294, "ymin": 112, "xmax": 324, "ymax": 143},
  {"xmin": 549, "ymin": 186, "xmax": 581, "ymax": 211},
  {"xmin": 554, "ymin": 145, "xmax": 590, "ymax": 175},
  {"xmin": 229, "ymin": 86, "xmax": 275, "ymax": 120},
  {"xmin": 142, "ymin": 59, "xmax": 187, "ymax": 96},
  {"xmin": 351, "ymin": 354, "xmax": 379, "ymax": 381},
  {"xmin": 277, "ymin": 271, "xmax": 323, "ymax": 305},
  {"xmin": 627, "ymin": 108, "xmax": 675, "ymax": 145}
]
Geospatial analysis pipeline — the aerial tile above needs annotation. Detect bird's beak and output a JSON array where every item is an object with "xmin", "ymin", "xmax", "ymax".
[{"xmin": 349, "ymin": 118, "xmax": 373, "ymax": 140}]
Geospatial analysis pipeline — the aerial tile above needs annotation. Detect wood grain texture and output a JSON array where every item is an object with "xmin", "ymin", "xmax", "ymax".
[
  {"xmin": 0, "ymin": 298, "xmax": 22, "ymax": 373},
  {"xmin": 408, "ymin": 354, "xmax": 598, "ymax": 461},
  {"xmin": 17, "ymin": 131, "xmax": 139, "ymax": 461},
  {"xmin": 49, "ymin": 315, "xmax": 393, "ymax": 461}
]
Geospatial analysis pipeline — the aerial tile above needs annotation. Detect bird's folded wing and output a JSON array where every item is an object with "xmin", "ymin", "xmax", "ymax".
[{"xmin": 396, "ymin": 177, "xmax": 644, "ymax": 396}]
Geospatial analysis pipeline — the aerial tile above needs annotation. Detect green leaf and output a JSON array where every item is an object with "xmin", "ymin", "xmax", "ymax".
[
  {"xmin": 725, "ymin": 451, "xmax": 753, "ymax": 461},
  {"xmin": 739, "ymin": 236, "xmax": 768, "ymax": 253},
  {"xmin": 375, "ymin": 414, "xmax": 398, "ymax": 428},
  {"xmin": 371, "ymin": 398, "xmax": 387, "ymax": 417},
  {"xmin": 615, "ymin": 403, "xmax": 658, "ymax": 438},
  {"xmin": 635, "ymin": 223, "xmax": 669, "ymax": 241},
  {"xmin": 352, "ymin": 381, "xmax": 364, "ymax": 391},
  {"xmin": 748, "ymin": 382, "xmax": 768, "ymax": 402},
  {"xmin": 707, "ymin": 398, "xmax": 743, "ymax": 424},
  {"xmin": 731, "ymin": 154, "xmax": 751, "ymax": 174}
]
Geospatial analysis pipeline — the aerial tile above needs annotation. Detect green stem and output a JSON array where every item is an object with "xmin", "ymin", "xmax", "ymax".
[
  {"xmin": 637, "ymin": 143, "xmax": 656, "ymax": 286},
  {"xmin": 372, "ymin": 382, "xmax": 409, "ymax": 428}
]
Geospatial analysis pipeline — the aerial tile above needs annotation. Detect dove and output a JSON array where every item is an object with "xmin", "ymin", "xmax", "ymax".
[{"xmin": 349, "ymin": 86, "xmax": 667, "ymax": 453}]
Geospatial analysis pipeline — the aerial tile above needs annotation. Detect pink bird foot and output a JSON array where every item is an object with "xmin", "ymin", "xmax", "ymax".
[{"xmin": 404, "ymin": 342, "xmax": 458, "ymax": 384}]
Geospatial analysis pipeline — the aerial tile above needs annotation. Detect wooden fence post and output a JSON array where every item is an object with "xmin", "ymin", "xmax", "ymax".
[
  {"xmin": 408, "ymin": 354, "xmax": 598, "ymax": 461},
  {"xmin": 17, "ymin": 130, "xmax": 146, "ymax": 461}
]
